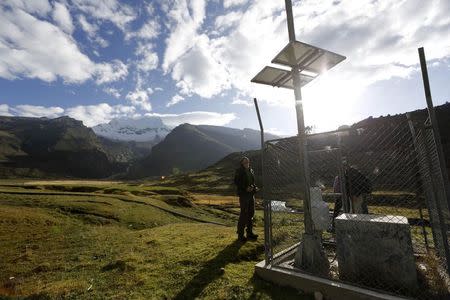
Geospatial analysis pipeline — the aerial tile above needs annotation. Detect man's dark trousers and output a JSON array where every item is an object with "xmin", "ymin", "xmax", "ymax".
[{"xmin": 237, "ymin": 193, "xmax": 255, "ymax": 236}]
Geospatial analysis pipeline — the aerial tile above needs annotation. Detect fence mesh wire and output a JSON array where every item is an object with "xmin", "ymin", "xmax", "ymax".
[{"xmin": 262, "ymin": 114, "xmax": 450, "ymax": 299}]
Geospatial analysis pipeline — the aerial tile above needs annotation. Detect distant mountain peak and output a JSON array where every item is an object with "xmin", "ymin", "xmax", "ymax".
[{"xmin": 93, "ymin": 116, "xmax": 171, "ymax": 142}]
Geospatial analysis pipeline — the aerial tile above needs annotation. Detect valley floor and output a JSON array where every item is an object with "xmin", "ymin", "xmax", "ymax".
[{"xmin": 0, "ymin": 180, "xmax": 309, "ymax": 299}]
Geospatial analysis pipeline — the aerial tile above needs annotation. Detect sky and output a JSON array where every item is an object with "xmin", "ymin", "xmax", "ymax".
[{"xmin": 0, "ymin": 0, "xmax": 449, "ymax": 136}]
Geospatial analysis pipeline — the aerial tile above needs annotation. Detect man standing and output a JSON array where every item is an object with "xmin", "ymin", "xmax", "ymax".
[
  {"xmin": 346, "ymin": 166, "xmax": 371, "ymax": 214},
  {"xmin": 234, "ymin": 156, "xmax": 259, "ymax": 242}
]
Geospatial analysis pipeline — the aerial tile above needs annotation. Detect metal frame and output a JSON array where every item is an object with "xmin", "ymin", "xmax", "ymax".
[
  {"xmin": 418, "ymin": 47, "xmax": 450, "ymax": 273},
  {"xmin": 253, "ymin": 98, "xmax": 273, "ymax": 265}
]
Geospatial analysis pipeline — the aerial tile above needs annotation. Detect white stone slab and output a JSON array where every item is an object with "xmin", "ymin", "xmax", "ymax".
[{"xmin": 335, "ymin": 213, "xmax": 418, "ymax": 292}]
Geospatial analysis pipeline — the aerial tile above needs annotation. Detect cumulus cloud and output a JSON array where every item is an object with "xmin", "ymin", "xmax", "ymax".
[
  {"xmin": 104, "ymin": 87, "xmax": 121, "ymax": 98},
  {"xmin": 5, "ymin": 103, "xmax": 138, "ymax": 127},
  {"xmin": 52, "ymin": 2, "xmax": 74, "ymax": 34},
  {"xmin": 0, "ymin": 3, "xmax": 127, "ymax": 84},
  {"xmin": 77, "ymin": 15, "xmax": 109, "ymax": 48},
  {"xmin": 0, "ymin": 104, "xmax": 13, "ymax": 116},
  {"xmin": 171, "ymin": 35, "xmax": 230, "ymax": 98},
  {"xmin": 126, "ymin": 88, "xmax": 153, "ymax": 111},
  {"xmin": 66, "ymin": 103, "xmax": 137, "ymax": 127},
  {"xmin": 3, "ymin": 103, "xmax": 235, "ymax": 129},
  {"xmin": 162, "ymin": 0, "xmax": 206, "ymax": 72},
  {"xmin": 10, "ymin": 105, "xmax": 64, "ymax": 118},
  {"xmin": 223, "ymin": 0, "xmax": 248, "ymax": 9},
  {"xmin": 161, "ymin": 0, "xmax": 450, "ymax": 111},
  {"xmin": 166, "ymin": 94, "xmax": 185, "ymax": 107},
  {"xmin": 266, "ymin": 127, "xmax": 287, "ymax": 136},
  {"xmin": 0, "ymin": 5, "xmax": 93, "ymax": 82},
  {"xmin": 135, "ymin": 43, "xmax": 159, "ymax": 72},
  {"xmin": 146, "ymin": 111, "xmax": 236, "ymax": 127},
  {"xmin": 161, "ymin": 0, "xmax": 231, "ymax": 98},
  {"xmin": 215, "ymin": 11, "xmax": 243, "ymax": 32},
  {"xmin": 3, "ymin": 0, "xmax": 52, "ymax": 17},
  {"xmin": 71, "ymin": 0, "xmax": 135, "ymax": 31},
  {"xmin": 126, "ymin": 19, "xmax": 160, "ymax": 41},
  {"xmin": 95, "ymin": 60, "xmax": 128, "ymax": 84},
  {"xmin": 78, "ymin": 14, "xmax": 97, "ymax": 36}
]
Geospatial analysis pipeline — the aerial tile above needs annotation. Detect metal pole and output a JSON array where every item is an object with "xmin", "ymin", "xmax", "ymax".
[
  {"xmin": 284, "ymin": 0, "xmax": 296, "ymax": 42},
  {"xmin": 418, "ymin": 47, "xmax": 450, "ymax": 210},
  {"xmin": 285, "ymin": 0, "xmax": 313, "ymax": 234},
  {"xmin": 285, "ymin": 0, "xmax": 328, "ymax": 275},
  {"xmin": 337, "ymin": 133, "xmax": 349, "ymax": 213},
  {"xmin": 292, "ymin": 69, "xmax": 313, "ymax": 233},
  {"xmin": 254, "ymin": 98, "xmax": 273, "ymax": 265},
  {"xmin": 407, "ymin": 113, "xmax": 429, "ymax": 251}
]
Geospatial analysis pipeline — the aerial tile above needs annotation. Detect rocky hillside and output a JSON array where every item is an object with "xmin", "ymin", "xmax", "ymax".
[
  {"xmin": 158, "ymin": 103, "xmax": 450, "ymax": 195},
  {"xmin": 0, "ymin": 116, "xmax": 126, "ymax": 178},
  {"xmin": 129, "ymin": 124, "xmax": 277, "ymax": 178}
]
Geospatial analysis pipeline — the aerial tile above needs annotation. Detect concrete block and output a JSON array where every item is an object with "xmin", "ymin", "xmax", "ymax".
[{"xmin": 335, "ymin": 214, "xmax": 418, "ymax": 291}]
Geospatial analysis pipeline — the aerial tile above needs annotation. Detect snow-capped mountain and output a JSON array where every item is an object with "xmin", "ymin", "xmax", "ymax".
[{"xmin": 93, "ymin": 116, "xmax": 172, "ymax": 142}]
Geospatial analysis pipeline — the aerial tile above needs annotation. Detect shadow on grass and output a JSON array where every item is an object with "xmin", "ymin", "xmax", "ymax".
[
  {"xmin": 247, "ymin": 275, "xmax": 313, "ymax": 300},
  {"xmin": 173, "ymin": 240, "xmax": 244, "ymax": 300},
  {"xmin": 173, "ymin": 239, "xmax": 310, "ymax": 300}
]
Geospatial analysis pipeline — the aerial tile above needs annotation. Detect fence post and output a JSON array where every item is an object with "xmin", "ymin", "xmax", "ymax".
[
  {"xmin": 418, "ymin": 47, "xmax": 450, "ymax": 274},
  {"xmin": 406, "ymin": 113, "xmax": 429, "ymax": 251},
  {"xmin": 418, "ymin": 47, "xmax": 450, "ymax": 210},
  {"xmin": 337, "ymin": 132, "xmax": 349, "ymax": 213},
  {"xmin": 254, "ymin": 98, "xmax": 272, "ymax": 265}
]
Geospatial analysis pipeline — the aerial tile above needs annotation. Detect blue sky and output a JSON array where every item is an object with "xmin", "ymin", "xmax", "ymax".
[{"xmin": 0, "ymin": 0, "xmax": 449, "ymax": 135}]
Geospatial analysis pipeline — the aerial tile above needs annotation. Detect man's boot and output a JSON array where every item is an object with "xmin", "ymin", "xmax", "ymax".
[
  {"xmin": 247, "ymin": 232, "xmax": 258, "ymax": 240},
  {"xmin": 237, "ymin": 234, "xmax": 247, "ymax": 242}
]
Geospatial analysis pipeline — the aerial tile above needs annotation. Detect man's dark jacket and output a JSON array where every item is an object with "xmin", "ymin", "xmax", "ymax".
[{"xmin": 234, "ymin": 166, "xmax": 255, "ymax": 196}]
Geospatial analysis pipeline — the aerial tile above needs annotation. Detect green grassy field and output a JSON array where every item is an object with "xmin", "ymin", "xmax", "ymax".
[{"xmin": 0, "ymin": 180, "xmax": 310, "ymax": 300}]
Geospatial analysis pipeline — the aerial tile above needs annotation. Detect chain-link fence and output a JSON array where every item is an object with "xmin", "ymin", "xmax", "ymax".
[{"xmin": 262, "ymin": 114, "xmax": 450, "ymax": 299}]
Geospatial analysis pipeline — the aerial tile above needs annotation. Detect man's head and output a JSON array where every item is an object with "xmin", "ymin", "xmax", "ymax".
[{"xmin": 240, "ymin": 156, "xmax": 250, "ymax": 169}]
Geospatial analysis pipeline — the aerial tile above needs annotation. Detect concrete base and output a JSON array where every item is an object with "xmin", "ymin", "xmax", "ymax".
[
  {"xmin": 335, "ymin": 214, "xmax": 418, "ymax": 292},
  {"xmin": 255, "ymin": 244, "xmax": 409, "ymax": 300},
  {"xmin": 294, "ymin": 233, "xmax": 330, "ymax": 276}
]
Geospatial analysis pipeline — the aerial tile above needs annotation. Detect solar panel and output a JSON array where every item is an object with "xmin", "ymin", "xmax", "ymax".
[
  {"xmin": 250, "ymin": 66, "xmax": 315, "ymax": 89},
  {"xmin": 271, "ymin": 41, "xmax": 346, "ymax": 75}
]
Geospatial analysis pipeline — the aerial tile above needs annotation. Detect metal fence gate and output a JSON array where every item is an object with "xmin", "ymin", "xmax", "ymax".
[{"xmin": 262, "ymin": 114, "xmax": 450, "ymax": 299}]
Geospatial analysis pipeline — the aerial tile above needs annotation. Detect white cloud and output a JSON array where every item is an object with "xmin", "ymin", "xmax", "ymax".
[
  {"xmin": 166, "ymin": 94, "xmax": 185, "ymax": 107},
  {"xmin": 231, "ymin": 95, "xmax": 252, "ymax": 107},
  {"xmin": 135, "ymin": 43, "xmax": 159, "ymax": 72},
  {"xmin": 11, "ymin": 105, "xmax": 64, "ymax": 118},
  {"xmin": 66, "ymin": 103, "xmax": 137, "ymax": 127},
  {"xmin": 0, "ymin": 3, "xmax": 127, "ymax": 84},
  {"xmin": 77, "ymin": 14, "xmax": 97, "ymax": 37},
  {"xmin": 95, "ymin": 60, "xmax": 128, "ymax": 84},
  {"xmin": 171, "ymin": 35, "xmax": 231, "ymax": 98},
  {"xmin": 5, "ymin": 103, "xmax": 138, "ymax": 127},
  {"xmin": 223, "ymin": 0, "xmax": 248, "ymax": 9},
  {"xmin": 126, "ymin": 89, "xmax": 153, "ymax": 111},
  {"xmin": 4, "ymin": 103, "xmax": 235, "ymax": 129},
  {"xmin": 0, "ymin": 5, "xmax": 94, "ymax": 82},
  {"xmin": 104, "ymin": 87, "xmax": 121, "ymax": 98},
  {"xmin": 0, "ymin": 104, "xmax": 12, "ymax": 116},
  {"xmin": 52, "ymin": 2, "xmax": 74, "ymax": 34},
  {"xmin": 71, "ymin": 0, "xmax": 136, "ymax": 31},
  {"xmin": 126, "ymin": 19, "xmax": 160, "ymax": 41},
  {"xmin": 162, "ymin": 0, "xmax": 206, "ymax": 72},
  {"xmin": 215, "ymin": 11, "xmax": 242, "ymax": 32},
  {"xmin": 77, "ymin": 15, "xmax": 109, "ymax": 48},
  {"xmin": 266, "ymin": 127, "xmax": 286, "ymax": 136},
  {"xmin": 146, "ymin": 111, "xmax": 236, "ymax": 127},
  {"xmin": 3, "ymin": 0, "xmax": 52, "ymax": 17},
  {"xmin": 161, "ymin": 0, "xmax": 450, "ymax": 111}
]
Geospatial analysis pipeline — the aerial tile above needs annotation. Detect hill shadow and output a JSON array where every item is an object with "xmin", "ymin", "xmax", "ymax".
[{"xmin": 173, "ymin": 240, "xmax": 244, "ymax": 300}]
